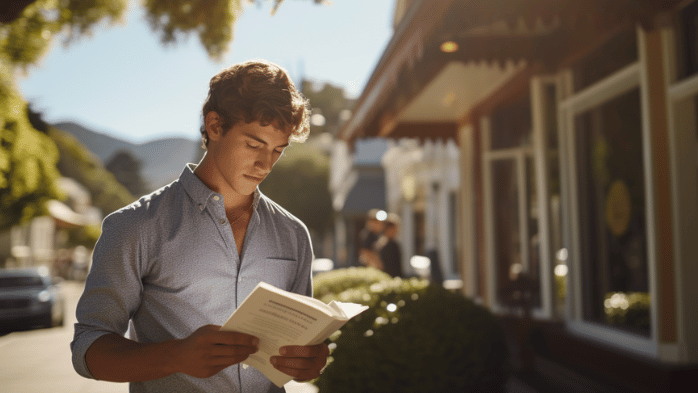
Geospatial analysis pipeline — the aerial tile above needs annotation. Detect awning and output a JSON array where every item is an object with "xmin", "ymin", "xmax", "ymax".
[
  {"xmin": 340, "ymin": 0, "xmax": 683, "ymax": 144},
  {"xmin": 46, "ymin": 199, "xmax": 85, "ymax": 228}
]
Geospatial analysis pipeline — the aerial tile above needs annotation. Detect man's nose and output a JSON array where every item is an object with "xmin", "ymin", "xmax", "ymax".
[{"xmin": 255, "ymin": 150, "xmax": 275, "ymax": 171}]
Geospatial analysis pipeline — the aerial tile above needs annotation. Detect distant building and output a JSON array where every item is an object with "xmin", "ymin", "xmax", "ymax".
[{"xmin": 1, "ymin": 177, "xmax": 102, "ymax": 270}]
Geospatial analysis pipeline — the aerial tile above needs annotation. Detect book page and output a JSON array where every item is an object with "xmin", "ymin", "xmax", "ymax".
[{"xmin": 220, "ymin": 282, "xmax": 367, "ymax": 387}]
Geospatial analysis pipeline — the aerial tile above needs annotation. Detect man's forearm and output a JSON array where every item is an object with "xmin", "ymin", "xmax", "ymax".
[
  {"xmin": 85, "ymin": 333, "xmax": 180, "ymax": 382},
  {"xmin": 83, "ymin": 325, "xmax": 260, "ymax": 382}
]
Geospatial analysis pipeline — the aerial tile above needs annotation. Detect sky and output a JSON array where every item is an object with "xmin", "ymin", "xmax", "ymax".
[{"xmin": 17, "ymin": 0, "xmax": 395, "ymax": 143}]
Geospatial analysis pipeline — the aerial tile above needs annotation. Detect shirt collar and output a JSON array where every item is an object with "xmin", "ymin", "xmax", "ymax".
[{"xmin": 180, "ymin": 163, "xmax": 261, "ymax": 210}]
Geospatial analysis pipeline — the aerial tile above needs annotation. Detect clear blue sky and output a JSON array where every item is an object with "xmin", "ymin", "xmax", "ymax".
[{"xmin": 18, "ymin": 0, "xmax": 395, "ymax": 143}]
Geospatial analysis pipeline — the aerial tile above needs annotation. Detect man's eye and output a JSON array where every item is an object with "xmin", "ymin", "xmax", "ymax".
[{"xmin": 247, "ymin": 143, "xmax": 260, "ymax": 149}]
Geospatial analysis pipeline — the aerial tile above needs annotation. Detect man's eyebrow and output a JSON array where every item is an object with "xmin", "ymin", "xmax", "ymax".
[{"xmin": 243, "ymin": 132, "xmax": 289, "ymax": 148}]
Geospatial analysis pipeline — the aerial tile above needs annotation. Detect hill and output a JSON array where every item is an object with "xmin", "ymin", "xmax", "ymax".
[{"xmin": 54, "ymin": 121, "xmax": 202, "ymax": 193}]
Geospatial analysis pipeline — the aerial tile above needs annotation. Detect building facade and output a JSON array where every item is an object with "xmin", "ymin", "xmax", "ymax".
[{"xmin": 340, "ymin": 0, "xmax": 698, "ymax": 390}]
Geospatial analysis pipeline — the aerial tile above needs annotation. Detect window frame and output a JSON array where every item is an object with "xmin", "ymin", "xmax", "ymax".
[
  {"xmin": 482, "ymin": 111, "xmax": 543, "ymax": 315},
  {"xmin": 662, "ymin": 5, "xmax": 698, "ymax": 362},
  {"xmin": 558, "ymin": 31, "xmax": 659, "ymax": 357}
]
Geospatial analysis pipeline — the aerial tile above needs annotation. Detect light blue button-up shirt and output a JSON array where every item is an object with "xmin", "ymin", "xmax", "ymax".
[{"xmin": 71, "ymin": 164, "xmax": 314, "ymax": 393}]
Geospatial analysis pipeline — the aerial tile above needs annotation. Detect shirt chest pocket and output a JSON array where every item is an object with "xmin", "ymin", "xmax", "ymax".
[{"xmin": 248, "ymin": 257, "xmax": 298, "ymax": 291}]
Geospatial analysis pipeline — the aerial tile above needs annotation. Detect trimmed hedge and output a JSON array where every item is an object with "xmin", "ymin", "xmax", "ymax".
[
  {"xmin": 315, "ymin": 275, "xmax": 508, "ymax": 393},
  {"xmin": 313, "ymin": 266, "xmax": 392, "ymax": 302}
]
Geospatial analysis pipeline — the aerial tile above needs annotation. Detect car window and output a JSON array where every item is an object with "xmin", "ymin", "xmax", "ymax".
[{"xmin": 0, "ymin": 276, "xmax": 45, "ymax": 288}]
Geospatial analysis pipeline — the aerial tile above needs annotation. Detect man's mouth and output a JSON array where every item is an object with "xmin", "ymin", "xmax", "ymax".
[{"xmin": 244, "ymin": 174, "xmax": 264, "ymax": 182}]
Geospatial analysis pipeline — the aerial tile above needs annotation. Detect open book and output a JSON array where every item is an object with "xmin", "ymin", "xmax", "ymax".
[{"xmin": 220, "ymin": 282, "xmax": 368, "ymax": 387}]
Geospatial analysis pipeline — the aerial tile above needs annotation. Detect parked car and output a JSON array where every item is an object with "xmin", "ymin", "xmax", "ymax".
[{"xmin": 0, "ymin": 267, "xmax": 65, "ymax": 330}]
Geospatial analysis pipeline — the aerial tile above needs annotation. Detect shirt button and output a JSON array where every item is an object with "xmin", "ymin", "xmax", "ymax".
[
  {"xmin": 199, "ymin": 204, "xmax": 204, "ymax": 211},
  {"xmin": 213, "ymin": 195, "xmax": 220, "ymax": 201},
  {"xmin": 220, "ymin": 219, "xmax": 226, "ymax": 224}
]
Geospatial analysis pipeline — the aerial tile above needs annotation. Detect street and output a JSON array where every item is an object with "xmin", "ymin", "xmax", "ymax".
[
  {"xmin": 0, "ymin": 281, "xmax": 316, "ymax": 393},
  {"xmin": 0, "ymin": 281, "xmax": 127, "ymax": 393}
]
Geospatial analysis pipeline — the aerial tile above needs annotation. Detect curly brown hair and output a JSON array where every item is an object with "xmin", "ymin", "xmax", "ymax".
[{"xmin": 200, "ymin": 60, "xmax": 310, "ymax": 148}]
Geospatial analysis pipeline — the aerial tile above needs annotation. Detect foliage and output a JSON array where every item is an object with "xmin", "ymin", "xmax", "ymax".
[
  {"xmin": 313, "ymin": 266, "xmax": 392, "ymax": 302},
  {"xmin": 50, "ymin": 126, "xmax": 135, "ymax": 216},
  {"xmin": 316, "ymin": 275, "xmax": 509, "ymax": 393},
  {"xmin": 0, "ymin": 68, "xmax": 63, "ymax": 230},
  {"xmin": 142, "ymin": 0, "xmax": 239, "ymax": 62},
  {"xmin": 301, "ymin": 80, "xmax": 355, "ymax": 136},
  {"xmin": 105, "ymin": 150, "xmax": 148, "ymax": 197},
  {"xmin": 0, "ymin": 0, "xmax": 126, "ymax": 71},
  {"xmin": 143, "ymin": 0, "xmax": 329, "ymax": 60},
  {"xmin": 604, "ymin": 291, "xmax": 650, "ymax": 331},
  {"xmin": 67, "ymin": 223, "xmax": 102, "ymax": 248},
  {"xmin": 1, "ymin": 0, "xmax": 328, "ymax": 68},
  {"xmin": 259, "ymin": 140, "xmax": 332, "ymax": 236}
]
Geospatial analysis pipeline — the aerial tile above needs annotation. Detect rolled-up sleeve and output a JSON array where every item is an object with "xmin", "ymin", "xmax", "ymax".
[{"xmin": 71, "ymin": 207, "xmax": 146, "ymax": 379}]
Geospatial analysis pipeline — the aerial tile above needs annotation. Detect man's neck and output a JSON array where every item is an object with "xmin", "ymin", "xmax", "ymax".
[{"xmin": 193, "ymin": 155, "xmax": 252, "ymax": 211}]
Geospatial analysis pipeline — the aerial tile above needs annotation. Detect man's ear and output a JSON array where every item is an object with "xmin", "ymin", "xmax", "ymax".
[{"xmin": 205, "ymin": 111, "xmax": 223, "ymax": 141}]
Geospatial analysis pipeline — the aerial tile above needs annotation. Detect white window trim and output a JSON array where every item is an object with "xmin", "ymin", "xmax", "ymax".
[
  {"xmin": 559, "ymin": 30, "xmax": 659, "ymax": 357},
  {"xmin": 530, "ymin": 76, "xmax": 558, "ymax": 320}
]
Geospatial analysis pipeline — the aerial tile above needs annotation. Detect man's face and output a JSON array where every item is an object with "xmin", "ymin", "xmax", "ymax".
[{"xmin": 208, "ymin": 120, "xmax": 289, "ymax": 196}]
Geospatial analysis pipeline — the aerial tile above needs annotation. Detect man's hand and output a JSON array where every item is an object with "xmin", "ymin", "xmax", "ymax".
[
  {"xmin": 172, "ymin": 325, "xmax": 259, "ymax": 378},
  {"xmin": 269, "ymin": 342, "xmax": 329, "ymax": 381}
]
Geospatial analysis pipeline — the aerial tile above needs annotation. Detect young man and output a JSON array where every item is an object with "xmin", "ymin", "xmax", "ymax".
[{"xmin": 71, "ymin": 60, "xmax": 328, "ymax": 392}]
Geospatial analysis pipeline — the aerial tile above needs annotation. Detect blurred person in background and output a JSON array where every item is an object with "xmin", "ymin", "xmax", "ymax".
[
  {"xmin": 374, "ymin": 213, "xmax": 403, "ymax": 278},
  {"xmin": 358, "ymin": 208, "xmax": 384, "ymax": 270},
  {"xmin": 71, "ymin": 60, "xmax": 328, "ymax": 392}
]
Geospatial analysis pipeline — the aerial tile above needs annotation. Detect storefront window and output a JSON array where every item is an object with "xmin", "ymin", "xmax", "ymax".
[
  {"xmin": 543, "ymin": 83, "xmax": 566, "ymax": 317},
  {"xmin": 574, "ymin": 88, "xmax": 650, "ymax": 336},
  {"xmin": 492, "ymin": 159, "xmax": 522, "ymax": 301},
  {"xmin": 525, "ymin": 156, "xmax": 541, "ymax": 309},
  {"xmin": 489, "ymin": 98, "xmax": 541, "ymax": 309}
]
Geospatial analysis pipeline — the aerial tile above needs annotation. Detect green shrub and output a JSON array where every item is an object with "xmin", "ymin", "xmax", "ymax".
[
  {"xmin": 316, "ymin": 277, "xmax": 509, "ymax": 393},
  {"xmin": 313, "ymin": 266, "xmax": 392, "ymax": 302}
]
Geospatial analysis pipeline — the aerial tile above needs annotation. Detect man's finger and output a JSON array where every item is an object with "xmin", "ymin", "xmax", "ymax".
[
  {"xmin": 208, "ymin": 345, "xmax": 258, "ymax": 358},
  {"xmin": 279, "ymin": 343, "xmax": 329, "ymax": 358},
  {"xmin": 207, "ymin": 330, "xmax": 259, "ymax": 347},
  {"xmin": 270, "ymin": 356, "xmax": 325, "ymax": 381},
  {"xmin": 270, "ymin": 356, "xmax": 314, "ymax": 370}
]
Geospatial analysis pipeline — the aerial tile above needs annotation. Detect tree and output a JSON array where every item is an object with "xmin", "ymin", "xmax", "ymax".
[
  {"xmin": 1, "ymin": 0, "xmax": 327, "ymax": 63},
  {"xmin": 0, "ymin": 70, "xmax": 63, "ymax": 230},
  {"xmin": 301, "ymin": 80, "xmax": 355, "ymax": 137},
  {"xmin": 106, "ymin": 150, "xmax": 148, "ymax": 198},
  {"xmin": 259, "ymin": 141, "xmax": 332, "ymax": 242}
]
